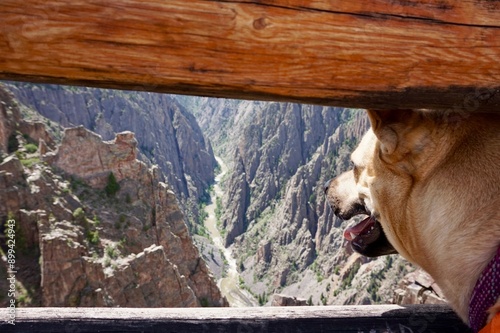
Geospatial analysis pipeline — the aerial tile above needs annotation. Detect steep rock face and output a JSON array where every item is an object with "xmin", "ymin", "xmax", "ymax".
[
  {"xmin": 183, "ymin": 97, "xmax": 418, "ymax": 306},
  {"xmin": 0, "ymin": 88, "xmax": 21, "ymax": 153},
  {"xmin": 46, "ymin": 127, "xmax": 142, "ymax": 188},
  {"xmin": 43, "ymin": 126, "xmax": 226, "ymax": 307},
  {"xmin": 191, "ymin": 99, "xmax": 365, "ymax": 249},
  {"xmin": 393, "ymin": 269, "xmax": 446, "ymax": 306},
  {"xmin": 222, "ymin": 152, "xmax": 250, "ymax": 246},
  {"xmin": 0, "ymin": 88, "xmax": 226, "ymax": 307},
  {"xmin": 4, "ymin": 82, "xmax": 216, "ymax": 226}
]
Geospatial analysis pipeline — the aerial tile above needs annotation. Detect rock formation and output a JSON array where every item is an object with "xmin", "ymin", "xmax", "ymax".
[
  {"xmin": 181, "ymin": 97, "xmax": 423, "ymax": 307},
  {"xmin": 3, "ymin": 82, "xmax": 216, "ymax": 228},
  {"xmin": 271, "ymin": 294, "xmax": 307, "ymax": 306},
  {"xmin": 0, "ymin": 86, "xmax": 227, "ymax": 307},
  {"xmin": 393, "ymin": 269, "xmax": 446, "ymax": 306}
]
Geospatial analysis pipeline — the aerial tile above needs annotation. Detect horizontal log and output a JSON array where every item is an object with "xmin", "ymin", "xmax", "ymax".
[
  {"xmin": 0, "ymin": 1, "xmax": 499, "ymax": 111},
  {"xmin": 0, "ymin": 305, "xmax": 472, "ymax": 332}
]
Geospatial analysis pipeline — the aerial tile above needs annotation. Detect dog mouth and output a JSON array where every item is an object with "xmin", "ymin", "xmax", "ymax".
[
  {"xmin": 344, "ymin": 215, "xmax": 380, "ymax": 247},
  {"xmin": 342, "ymin": 214, "xmax": 398, "ymax": 257}
]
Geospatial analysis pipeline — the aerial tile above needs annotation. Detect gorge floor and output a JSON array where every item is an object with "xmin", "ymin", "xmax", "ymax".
[{"xmin": 203, "ymin": 157, "xmax": 257, "ymax": 307}]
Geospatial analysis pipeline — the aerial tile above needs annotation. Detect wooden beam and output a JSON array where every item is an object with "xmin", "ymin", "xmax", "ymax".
[
  {"xmin": 0, "ymin": 305, "xmax": 473, "ymax": 332},
  {"xmin": 0, "ymin": 1, "xmax": 499, "ymax": 111}
]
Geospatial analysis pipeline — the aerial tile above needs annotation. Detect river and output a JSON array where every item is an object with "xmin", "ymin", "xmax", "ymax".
[{"xmin": 204, "ymin": 156, "xmax": 257, "ymax": 307}]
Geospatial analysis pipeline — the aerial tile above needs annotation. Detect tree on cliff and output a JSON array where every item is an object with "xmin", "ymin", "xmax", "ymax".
[{"xmin": 105, "ymin": 172, "xmax": 120, "ymax": 197}]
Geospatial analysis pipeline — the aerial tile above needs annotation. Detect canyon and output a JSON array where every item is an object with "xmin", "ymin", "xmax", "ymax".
[
  {"xmin": 0, "ymin": 85, "xmax": 226, "ymax": 307},
  {"xmin": 0, "ymin": 82, "xmax": 445, "ymax": 309}
]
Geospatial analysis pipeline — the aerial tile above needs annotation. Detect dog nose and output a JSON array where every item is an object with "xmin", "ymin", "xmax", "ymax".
[{"xmin": 324, "ymin": 179, "xmax": 332, "ymax": 194}]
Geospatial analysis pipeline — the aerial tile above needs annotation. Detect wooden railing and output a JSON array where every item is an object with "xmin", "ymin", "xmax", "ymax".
[
  {"xmin": 0, "ymin": 0, "xmax": 499, "ymax": 111},
  {"xmin": 0, "ymin": 305, "xmax": 472, "ymax": 332},
  {"xmin": 0, "ymin": 2, "xmax": 491, "ymax": 332}
]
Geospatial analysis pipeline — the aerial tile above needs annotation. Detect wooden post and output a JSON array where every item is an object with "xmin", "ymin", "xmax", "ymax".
[
  {"xmin": 0, "ymin": 1, "xmax": 499, "ymax": 111},
  {"xmin": 0, "ymin": 305, "xmax": 472, "ymax": 332}
]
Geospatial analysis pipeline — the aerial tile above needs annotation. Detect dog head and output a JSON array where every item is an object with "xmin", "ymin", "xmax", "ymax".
[
  {"xmin": 325, "ymin": 109, "xmax": 443, "ymax": 259},
  {"xmin": 325, "ymin": 109, "xmax": 500, "ymax": 323}
]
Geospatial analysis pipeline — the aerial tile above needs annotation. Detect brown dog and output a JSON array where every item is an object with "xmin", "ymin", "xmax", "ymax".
[{"xmin": 325, "ymin": 109, "xmax": 500, "ymax": 332}]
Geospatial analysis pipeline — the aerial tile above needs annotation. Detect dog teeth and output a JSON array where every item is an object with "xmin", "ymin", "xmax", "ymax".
[{"xmin": 350, "ymin": 232, "xmax": 357, "ymax": 239}]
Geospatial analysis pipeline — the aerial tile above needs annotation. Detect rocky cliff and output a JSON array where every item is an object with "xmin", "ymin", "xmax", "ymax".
[
  {"xmin": 3, "ymin": 82, "xmax": 216, "ymax": 228},
  {"xmin": 180, "ymin": 97, "xmax": 428, "ymax": 306},
  {"xmin": 0, "ymin": 86, "xmax": 226, "ymax": 307}
]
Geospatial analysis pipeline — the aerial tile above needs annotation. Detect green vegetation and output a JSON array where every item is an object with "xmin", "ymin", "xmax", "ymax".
[
  {"xmin": 105, "ymin": 172, "xmax": 120, "ymax": 197},
  {"xmin": 200, "ymin": 298, "xmax": 210, "ymax": 307},
  {"xmin": 20, "ymin": 157, "xmax": 40, "ymax": 168},
  {"xmin": 215, "ymin": 197, "xmax": 223, "ymax": 221},
  {"xmin": 73, "ymin": 208, "xmax": 101, "ymax": 247},
  {"xmin": 311, "ymin": 260, "xmax": 324, "ymax": 283},
  {"xmin": 87, "ymin": 230, "xmax": 100, "ymax": 245},
  {"xmin": 104, "ymin": 257, "xmax": 111, "ymax": 267},
  {"xmin": 198, "ymin": 203, "xmax": 208, "ymax": 224},
  {"xmin": 308, "ymin": 192, "xmax": 317, "ymax": 206},
  {"xmin": 342, "ymin": 262, "xmax": 360, "ymax": 289},
  {"xmin": 105, "ymin": 245, "xmax": 119, "ymax": 259},
  {"xmin": 70, "ymin": 176, "xmax": 87, "ymax": 191},
  {"xmin": 333, "ymin": 261, "xmax": 362, "ymax": 298},
  {"xmin": 366, "ymin": 255, "xmax": 396, "ymax": 303},
  {"xmin": 24, "ymin": 143, "xmax": 38, "ymax": 153},
  {"xmin": 15, "ymin": 150, "xmax": 25, "ymax": 160},
  {"xmin": 257, "ymin": 292, "xmax": 269, "ymax": 306},
  {"xmin": 192, "ymin": 224, "xmax": 209, "ymax": 238},
  {"xmin": 320, "ymin": 292, "xmax": 328, "ymax": 305},
  {"xmin": 73, "ymin": 207, "xmax": 86, "ymax": 222}
]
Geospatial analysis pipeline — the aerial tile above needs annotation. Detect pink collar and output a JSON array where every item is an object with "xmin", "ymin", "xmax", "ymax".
[{"xmin": 469, "ymin": 246, "xmax": 500, "ymax": 332}]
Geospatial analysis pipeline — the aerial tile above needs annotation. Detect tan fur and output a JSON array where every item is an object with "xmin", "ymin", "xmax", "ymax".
[{"xmin": 326, "ymin": 110, "xmax": 500, "ymax": 324}]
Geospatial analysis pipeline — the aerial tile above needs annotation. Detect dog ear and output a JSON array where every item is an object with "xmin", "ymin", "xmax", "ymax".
[
  {"xmin": 366, "ymin": 110, "xmax": 410, "ymax": 155},
  {"xmin": 367, "ymin": 109, "xmax": 413, "ymax": 130}
]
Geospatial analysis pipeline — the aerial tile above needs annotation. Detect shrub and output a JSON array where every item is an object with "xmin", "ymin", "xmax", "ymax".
[
  {"xmin": 258, "ymin": 292, "xmax": 268, "ymax": 306},
  {"xmin": 200, "ymin": 298, "xmax": 210, "ymax": 307},
  {"xmin": 24, "ymin": 143, "xmax": 38, "ymax": 154},
  {"xmin": 215, "ymin": 197, "xmax": 223, "ymax": 221},
  {"xmin": 105, "ymin": 172, "xmax": 120, "ymax": 197},
  {"xmin": 73, "ymin": 208, "xmax": 85, "ymax": 222},
  {"xmin": 105, "ymin": 245, "xmax": 118, "ymax": 259},
  {"xmin": 320, "ymin": 293, "xmax": 327, "ymax": 305},
  {"xmin": 198, "ymin": 206, "xmax": 208, "ymax": 224},
  {"xmin": 87, "ymin": 230, "xmax": 100, "ymax": 245}
]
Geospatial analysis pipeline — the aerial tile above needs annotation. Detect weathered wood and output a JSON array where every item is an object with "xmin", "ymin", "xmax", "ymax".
[
  {"xmin": 0, "ymin": 305, "xmax": 472, "ymax": 332},
  {"xmin": 0, "ymin": 1, "xmax": 499, "ymax": 111}
]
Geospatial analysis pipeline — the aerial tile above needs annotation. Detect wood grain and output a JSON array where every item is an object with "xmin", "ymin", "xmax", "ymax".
[
  {"xmin": 0, "ymin": 0, "xmax": 499, "ymax": 111},
  {"xmin": 0, "ymin": 305, "xmax": 473, "ymax": 332}
]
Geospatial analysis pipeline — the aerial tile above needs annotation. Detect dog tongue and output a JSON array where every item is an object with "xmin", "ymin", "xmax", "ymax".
[{"xmin": 344, "ymin": 216, "xmax": 376, "ymax": 241}]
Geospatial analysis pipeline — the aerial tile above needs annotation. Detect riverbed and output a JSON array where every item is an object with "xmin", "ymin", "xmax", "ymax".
[{"xmin": 204, "ymin": 156, "xmax": 257, "ymax": 307}]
